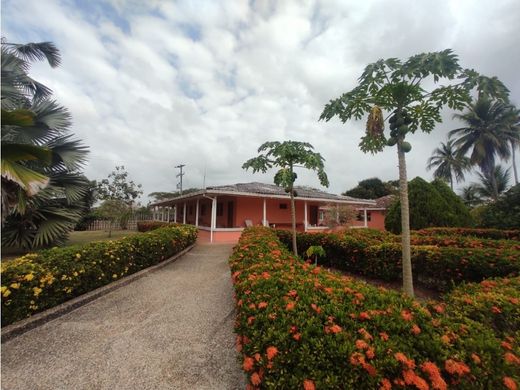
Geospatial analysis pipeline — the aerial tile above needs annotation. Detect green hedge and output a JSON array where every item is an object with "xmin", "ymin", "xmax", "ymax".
[
  {"xmin": 275, "ymin": 229, "xmax": 520, "ymax": 292},
  {"xmin": 136, "ymin": 220, "xmax": 171, "ymax": 232},
  {"xmin": 414, "ymin": 227, "xmax": 520, "ymax": 241},
  {"xmin": 1, "ymin": 225, "xmax": 197, "ymax": 325},
  {"xmin": 231, "ymin": 227, "xmax": 519, "ymax": 389}
]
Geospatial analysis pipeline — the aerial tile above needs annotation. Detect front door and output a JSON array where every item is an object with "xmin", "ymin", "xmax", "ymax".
[
  {"xmin": 309, "ymin": 205, "xmax": 318, "ymax": 226},
  {"xmin": 227, "ymin": 201, "xmax": 234, "ymax": 228}
]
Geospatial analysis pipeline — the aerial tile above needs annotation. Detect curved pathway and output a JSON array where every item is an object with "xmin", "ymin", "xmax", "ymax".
[{"xmin": 1, "ymin": 244, "xmax": 245, "ymax": 390}]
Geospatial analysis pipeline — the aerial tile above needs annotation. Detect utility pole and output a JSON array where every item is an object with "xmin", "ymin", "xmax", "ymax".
[{"xmin": 175, "ymin": 164, "xmax": 185, "ymax": 195}]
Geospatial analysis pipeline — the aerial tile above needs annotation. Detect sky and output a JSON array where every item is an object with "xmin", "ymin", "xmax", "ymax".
[{"xmin": 2, "ymin": 0, "xmax": 519, "ymax": 202}]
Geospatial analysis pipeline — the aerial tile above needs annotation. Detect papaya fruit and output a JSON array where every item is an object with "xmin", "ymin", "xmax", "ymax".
[{"xmin": 401, "ymin": 141, "xmax": 412, "ymax": 153}]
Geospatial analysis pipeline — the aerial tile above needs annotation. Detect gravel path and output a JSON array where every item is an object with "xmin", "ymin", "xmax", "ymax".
[{"xmin": 1, "ymin": 244, "xmax": 245, "ymax": 390}]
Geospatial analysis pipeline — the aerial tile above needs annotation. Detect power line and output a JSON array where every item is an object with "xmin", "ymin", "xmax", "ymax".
[{"xmin": 175, "ymin": 164, "xmax": 185, "ymax": 195}]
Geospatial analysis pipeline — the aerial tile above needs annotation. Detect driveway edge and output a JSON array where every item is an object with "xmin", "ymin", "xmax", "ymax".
[{"xmin": 1, "ymin": 244, "xmax": 196, "ymax": 343}]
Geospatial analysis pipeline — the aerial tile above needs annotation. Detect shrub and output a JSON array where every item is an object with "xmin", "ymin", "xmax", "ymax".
[
  {"xmin": 1, "ymin": 225, "xmax": 197, "ymax": 325},
  {"xmin": 385, "ymin": 177, "xmax": 473, "ymax": 233},
  {"xmin": 136, "ymin": 221, "xmax": 171, "ymax": 232},
  {"xmin": 479, "ymin": 184, "xmax": 520, "ymax": 229},
  {"xmin": 276, "ymin": 230, "xmax": 520, "ymax": 291},
  {"xmin": 414, "ymin": 227, "xmax": 520, "ymax": 241},
  {"xmin": 231, "ymin": 227, "xmax": 519, "ymax": 389}
]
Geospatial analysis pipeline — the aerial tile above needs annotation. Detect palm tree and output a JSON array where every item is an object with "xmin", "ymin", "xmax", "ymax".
[
  {"xmin": 507, "ymin": 116, "xmax": 520, "ymax": 185},
  {"xmin": 475, "ymin": 165, "xmax": 511, "ymax": 201},
  {"xmin": 459, "ymin": 184, "xmax": 482, "ymax": 208},
  {"xmin": 450, "ymin": 98, "xmax": 517, "ymax": 200},
  {"xmin": 426, "ymin": 139, "xmax": 470, "ymax": 190},
  {"xmin": 1, "ymin": 40, "xmax": 89, "ymax": 248}
]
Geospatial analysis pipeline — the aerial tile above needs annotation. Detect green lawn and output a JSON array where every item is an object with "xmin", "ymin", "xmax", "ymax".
[{"xmin": 66, "ymin": 230, "xmax": 139, "ymax": 246}]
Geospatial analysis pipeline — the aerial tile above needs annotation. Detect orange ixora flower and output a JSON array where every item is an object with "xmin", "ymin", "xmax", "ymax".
[
  {"xmin": 250, "ymin": 372, "xmax": 261, "ymax": 386},
  {"xmin": 303, "ymin": 379, "xmax": 316, "ymax": 390},
  {"xmin": 380, "ymin": 378, "xmax": 392, "ymax": 390},
  {"xmin": 444, "ymin": 359, "xmax": 470, "ymax": 376},
  {"xmin": 243, "ymin": 356, "xmax": 255, "ymax": 371},
  {"xmin": 505, "ymin": 352, "xmax": 520, "ymax": 365},
  {"xmin": 379, "ymin": 332, "xmax": 389, "ymax": 341},
  {"xmin": 402, "ymin": 369, "xmax": 429, "ymax": 390},
  {"xmin": 491, "ymin": 306, "xmax": 502, "ymax": 314},
  {"xmin": 421, "ymin": 361, "xmax": 447, "ymax": 390},
  {"xmin": 355, "ymin": 339, "xmax": 369, "ymax": 350},
  {"xmin": 411, "ymin": 324, "xmax": 421, "ymax": 335},
  {"xmin": 366, "ymin": 347, "xmax": 375, "ymax": 360},
  {"xmin": 359, "ymin": 312, "xmax": 371, "ymax": 321},
  {"xmin": 266, "ymin": 346, "xmax": 278, "ymax": 360},
  {"xmin": 330, "ymin": 324, "xmax": 342, "ymax": 334},
  {"xmin": 286, "ymin": 301, "xmax": 296, "ymax": 311},
  {"xmin": 395, "ymin": 352, "xmax": 415, "ymax": 370},
  {"xmin": 401, "ymin": 310, "xmax": 413, "ymax": 321},
  {"xmin": 258, "ymin": 301, "xmax": 268, "ymax": 309},
  {"xmin": 471, "ymin": 353, "xmax": 481, "ymax": 365},
  {"xmin": 504, "ymin": 377, "xmax": 518, "ymax": 390}
]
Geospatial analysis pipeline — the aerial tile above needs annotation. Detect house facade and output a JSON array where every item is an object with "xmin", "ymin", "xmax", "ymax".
[{"xmin": 150, "ymin": 182, "xmax": 384, "ymax": 243}]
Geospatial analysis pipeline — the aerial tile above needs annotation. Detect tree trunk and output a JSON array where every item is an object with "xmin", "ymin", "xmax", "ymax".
[
  {"xmin": 489, "ymin": 165, "xmax": 499, "ymax": 201},
  {"xmin": 512, "ymin": 140, "xmax": 518, "ymax": 185},
  {"xmin": 108, "ymin": 220, "xmax": 113, "ymax": 238},
  {"xmin": 290, "ymin": 187, "xmax": 298, "ymax": 256},
  {"xmin": 397, "ymin": 139, "xmax": 414, "ymax": 297},
  {"xmin": 449, "ymin": 172, "xmax": 453, "ymax": 191}
]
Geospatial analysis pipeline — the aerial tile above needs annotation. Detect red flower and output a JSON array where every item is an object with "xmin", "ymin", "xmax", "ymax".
[
  {"xmin": 379, "ymin": 378, "xmax": 392, "ymax": 390},
  {"xmin": 288, "ymin": 289, "xmax": 298, "ymax": 298},
  {"xmin": 303, "ymin": 379, "xmax": 316, "ymax": 390},
  {"xmin": 504, "ymin": 377, "xmax": 518, "ymax": 390},
  {"xmin": 359, "ymin": 312, "xmax": 371, "ymax": 321},
  {"xmin": 310, "ymin": 303, "xmax": 321, "ymax": 313},
  {"xmin": 330, "ymin": 324, "xmax": 342, "ymax": 334},
  {"xmin": 247, "ymin": 316, "xmax": 255, "ymax": 325},
  {"xmin": 501, "ymin": 341, "xmax": 513, "ymax": 350},
  {"xmin": 471, "ymin": 354, "xmax": 481, "ymax": 365},
  {"xmin": 379, "ymin": 332, "xmax": 389, "ymax": 341},
  {"xmin": 411, "ymin": 324, "xmax": 421, "ymax": 335},
  {"xmin": 293, "ymin": 333, "xmax": 302, "ymax": 341},
  {"xmin": 403, "ymin": 369, "xmax": 429, "ymax": 390},
  {"xmin": 254, "ymin": 353, "xmax": 261, "ymax": 362},
  {"xmin": 491, "ymin": 306, "xmax": 502, "ymax": 314},
  {"xmin": 286, "ymin": 301, "xmax": 296, "ymax": 311},
  {"xmin": 401, "ymin": 310, "xmax": 413, "ymax": 321},
  {"xmin": 505, "ymin": 352, "xmax": 520, "ymax": 365},
  {"xmin": 243, "ymin": 356, "xmax": 255, "ymax": 371},
  {"xmin": 251, "ymin": 372, "xmax": 261, "ymax": 386},
  {"xmin": 421, "ymin": 361, "xmax": 447, "ymax": 390},
  {"xmin": 395, "ymin": 352, "xmax": 415, "ymax": 369},
  {"xmin": 366, "ymin": 347, "xmax": 375, "ymax": 360},
  {"xmin": 355, "ymin": 339, "xmax": 369, "ymax": 350},
  {"xmin": 445, "ymin": 359, "xmax": 470, "ymax": 376},
  {"xmin": 266, "ymin": 346, "xmax": 278, "ymax": 360}
]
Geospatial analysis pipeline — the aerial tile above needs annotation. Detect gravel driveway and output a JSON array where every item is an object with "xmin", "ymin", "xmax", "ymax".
[{"xmin": 1, "ymin": 244, "xmax": 245, "ymax": 390}]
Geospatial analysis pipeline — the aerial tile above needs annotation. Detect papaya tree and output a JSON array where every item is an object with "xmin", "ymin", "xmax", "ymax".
[
  {"xmin": 242, "ymin": 141, "xmax": 329, "ymax": 256},
  {"xmin": 320, "ymin": 49, "xmax": 509, "ymax": 296}
]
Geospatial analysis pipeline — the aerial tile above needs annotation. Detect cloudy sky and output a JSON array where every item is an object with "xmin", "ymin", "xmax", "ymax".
[{"xmin": 2, "ymin": 0, "xmax": 519, "ymax": 201}]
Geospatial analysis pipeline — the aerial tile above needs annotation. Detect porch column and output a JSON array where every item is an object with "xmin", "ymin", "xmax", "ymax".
[
  {"xmin": 263, "ymin": 198, "xmax": 267, "ymax": 226},
  {"xmin": 304, "ymin": 201, "xmax": 308, "ymax": 232},
  {"xmin": 167, "ymin": 207, "xmax": 170, "ymax": 222},
  {"xmin": 210, "ymin": 196, "xmax": 217, "ymax": 243},
  {"xmin": 364, "ymin": 209, "xmax": 368, "ymax": 228},
  {"xmin": 174, "ymin": 205, "xmax": 177, "ymax": 223},
  {"xmin": 335, "ymin": 205, "xmax": 340, "ymax": 223},
  {"xmin": 183, "ymin": 202, "xmax": 187, "ymax": 224},
  {"xmin": 195, "ymin": 199, "xmax": 199, "ymax": 227}
]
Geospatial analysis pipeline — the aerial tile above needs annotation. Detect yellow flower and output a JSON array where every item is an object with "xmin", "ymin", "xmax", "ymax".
[
  {"xmin": 29, "ymin": 304, "xmax": 39, "ymax": 311},
  {"xmin": 1, "ymin": 286, "xmax": 7, "ymax": 293},
  {"xmin": 24, "ymin": 273, "xmax": 35, "ymax": 281},
  {"xmin": 75, "ymin": 253, "xmax": 81, "ymax": 259},
  {"xmin": 33, "ymin": 287, "xmax": 43, "ymax": 297},
  {"xmin": 73, "ymin": 271, "xmax": 79, "ymax": 277},
  {"xmin": 61, "ymin": 275, "xmax": 68, "ymax": 281},
  {"xmin": 112, "ymin": 274, "xmax": 118, "ymax": 279},
  {"xmin": 10, "ymin": 283, "xmax": 21, "ymax": 289},
  {"xmin": 3, "ymin": 289, "xmax": 11, "ymax": 298}
]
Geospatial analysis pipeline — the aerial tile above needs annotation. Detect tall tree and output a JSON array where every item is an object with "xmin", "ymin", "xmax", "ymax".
[
  {"xmin": 320, "ymin": 49, "xmax": 508, "ymax": 296},
  {"xmin": 450, "ymin": 98, "xmax": 517, "ymax": 200},
  {"xmin": 459, "ymin": 184, "xmax": 482, "ymax": 208},
  {"xmin": 426, "ymin": 139, "xmax": 470, "ymax": 190},
  {"xmin": 1, "ymin": 41, "xmax": 89, "ymax": 248},
  {"xmin": 242, "ymin": 141, "xmax": 329, "ymax": 256},
  {"xmin": 508, "ymin": 114, "xmax": 520, "ymax": 185},
  {"xmin": 475, "ymin": 164, "xmax": 511, "ymax": 201},
  {"xmin": 343, "ymin": 177, "xmax": 394, "ymax": 199}
]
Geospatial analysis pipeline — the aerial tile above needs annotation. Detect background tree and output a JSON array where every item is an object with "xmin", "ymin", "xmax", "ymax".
[
  {"xmin": 148, "ymin": 188, "xmax": 200, "ymax": 203},
  {"xmin": 320, "ymin": 49, "xmax": 507, "ymax": 296},
  {"xmin": 323, "ymin": 204, "xmax": 356, "ymax": 228},
  {"xmin": 450, "ymin": 97, "xmax": 517, "ymax": 200},
  {"xmin": 478, "ymin": 184, "xmax": 520, "ymax": 229},
  {"xmin": 475, "ymin": 165, "xmax": 511, "ymax": 201},
  {"xmin": 507, "ymin": 115, "xmax": 520, "ymax": 185},
  {"xmin": 459, "ymin": 184, "xmax": 482, "ymax": 209},
  {"xmin": 426, "ymin": 139, "xmax": 470, "ymax": 190},
  {"xmin": 242, "ymin": 141, "xmax": 329, "ymax": 256},
  {"xmin": 343, "ymin": 177, "xmax": 394, "ymax": 199},
  {"xmin": 1, "ymin": 41, "xmax": 89, "ymax": 248}
]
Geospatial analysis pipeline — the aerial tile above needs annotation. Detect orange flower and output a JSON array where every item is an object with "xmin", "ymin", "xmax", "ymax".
[
  {"xmin": 471, "ymin": 353, "xmax": 481, "ymax": 365},
  {"xmin": 251, "ymin": 372, "xmax": 261, "ymax": 386},
  {"xmin": 445, "ymin": 359, "xmax": 470, "ymax": 376},
  {"xmin": 380, "ymin": 378, "xmax": 392, "ymax": 390},
  {"xmin": 363, "ymin": 362, "xmax": 377, "ymax": 376},
  {"xmin": 254, "ymin": 353, "xmax": 261, "ymax": 362},
  {"xmin": 491, "ymin": 306, "xmax": 502, "ymax": 314},
  {"xmin": 286, "ymin": 301, "xmax": 296, "ymax": 311},
  {"xmin": 501, "ymin": 341, "xmax": 513, "ymax": 350},
  {"xmin": 330, "ymin": 324, "xmax": 342, "ymax": 334},
  {"xmin": 359, "ymin": 328, "xmax": 373, "ymax": 340},
  {"xmin": 504, "ymin": 377, "xmax": 518, "ymax": 390},
  {"xmin": 247, "ymin": 316, "xmax": 255, "ymax": 325},
  {"xmin": 303, "ymin": 379, "xmax": 316, "ymax": 390},
  {"xmin": 395, "ymin": 352, "xmax": 415, "ymax": 369},
  {"xmin": 403, "ymin": 369, "xmax": 429, "ymax": 390},
  {"xmin": 440, "ymin": 335, "xmax": 450, "ymax": 345},
  {"xmin": 310, "ymin": 303, "xmax": 321, "ymax": 313},
  {"xmin": 324, "ymin": 287, "xmax": 333, "ymax": 294},
  {"xmin": 421, "ymin": 361, "xmax": 447, "ymax": 390},
  {"xmin": 505, "ymin": 352, "xmax": 520, "ymax": 365},
  {"xmin": 380, "ymin": 332, "xmax": 389, "ymax": 341},
  {"xmin": 243, "ymin": 356, "xmax": 255, "ymax": 371},
  {"xmin": 293, "ymin": 333, "xmax": 302, "ymax": 341},
  {"xmin": 266, "ymin": 346, "xmax": 278, "ymax": 360},
  {"xmin": 258, "ymin": 301, "xmax": 268, "ymax": 309},
  {"xmin": 366, "ymin": 347, "xmax": 375, "ymax": 360},
  {"xmin": 433, "ymin": 304, "xmax": 444, "ymax": 314},
  {"xmin": 350, "ymin": 352, "xmax": 365, "ymax": 366},
  {"xmin": 359, "ymin": 312, "xmax": 371, "ymax": 321},
  {"xmin": 401, "ymin": 310, "xmax": 413, "ymax": 321},
  {"xmin": 356, "ymin": 339, "xmax": 369, "ymax": 350},
  {"xmin": 288, "ymin": 289, "xmax": 298, "ymax": 297},
  {"xmin": 411, "ymin": 324, "xmax": 421, "ymax": 335}
]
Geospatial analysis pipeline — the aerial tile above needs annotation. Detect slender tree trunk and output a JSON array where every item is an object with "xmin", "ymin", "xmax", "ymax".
[
  {"xmin": 108, "ymin": 220, "xmax": 113, "ymax": 238},
  {"xmin": 449, "ymin": 172, "xmax": 453, "ymax": 191},
  {"xmin": 512, "ymin": 140, "xmax": 518, "ymax": 185},
  {"xmin": 489, "ymin": 166, "xmax": 499, "ymax": 201},
  {"xmin": 290, "ymin": 186, "xmax": 298, "ymax": 256},
  {"xmin": 397, "ymin": 139, "xmax": 414, "ymax": 297}
]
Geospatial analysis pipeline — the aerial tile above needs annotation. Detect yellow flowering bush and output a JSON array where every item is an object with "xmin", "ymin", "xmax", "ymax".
[{"xmin": 1, "ymin": 225, "xmax": 197, "ymax": 325}]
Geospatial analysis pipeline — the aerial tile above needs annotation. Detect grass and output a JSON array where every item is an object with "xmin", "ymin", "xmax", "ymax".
[{"xmin": 66, "ymin": 230, "xmax": 139, "ymax": 246}]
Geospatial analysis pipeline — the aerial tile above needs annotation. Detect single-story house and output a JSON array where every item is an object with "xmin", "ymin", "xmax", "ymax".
[{"xmin": 150, "ymin": 182, "xmax": 384, "ymax": 243}]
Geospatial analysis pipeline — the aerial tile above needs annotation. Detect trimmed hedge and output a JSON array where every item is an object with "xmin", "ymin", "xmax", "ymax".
[
  {"xmin": 136, "ymin": 221, "xmax": 171, "ymax": 232},
  {"xmin": 276, "ymin": 229, "xmax": 520, "ymax": 292},
  {"xmin": 414, "ymin": 227, "xmax": 520, "ymax": 241},
  {"xmin": 1, "ymin": 225, "xmax": 197, "ymax": 325},
  {"xmin": 230, "ymin": 227, "xmax": 519, "ymax": 389}
]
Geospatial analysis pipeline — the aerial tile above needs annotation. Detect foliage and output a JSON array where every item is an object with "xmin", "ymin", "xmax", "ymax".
[
  {"xmin": 322, "ymin": 204, "xmax": 356, "ymax": 228},
  {"xmin": 1, "ymin": 40, "xmax": 90, "ymax": 248},
  {"xmin": 478, "ymin": 184, "xmax": 520, "ymax": 229},
  {"xmin": 343, "ymin": 178, "xmax": 396, "ymax": 199},
  {"xmin": 385, "ymin": 177, "xmax": 472, "ymax": 233},
  {"xmin": 97, "ymin": 165, "xmax": 143, "ymax": 206},
  {"xmin": 475, "ymin": 165, "xmax": 511, "ymax": 200},
  {"xmin": 242, "ymin": 141, "xmax": 329, "ymax": 256},
  {"xmin": 414, "ymin": 227, "xmax": 520, "ymax": 241},
  {"xmin": 148, "ymin": 188, "xmax": 200, "ymax": 202},
  {"xmin": 1, "ymin": 224, "xmax": 197, "ymax": 325},
  {"xmin": 426, "ymin": 139, "xmax": 470, "ymax": 189},
  {"xmin": 459, "ymin": 184, "xmax": 482, "ymax": 209},
  {"xmin": 136, "ymin": 221, "xmax": 170, "ymax": 232},
  {"xmin": 231, "ymin": 227, "xmax": 519, "ymax": 389},
  {"xmin": 305, "ymin": 245, "xmax": 326, "ymax": 266},
  {"xmin": 275, "ymin": 229, "xmax": 520, "ymax": 292}
]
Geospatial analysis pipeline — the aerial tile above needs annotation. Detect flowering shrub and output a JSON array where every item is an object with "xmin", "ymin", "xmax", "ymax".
[
  {"xmin": 230, "ymin": 228, "xmax": 519, "ymax": 389},
  {"xmin": 136, "ymin": 221, "xmax": 171, "ymax": 232},
  {"xmin": 1, "ymin": 225, "xmax": 197, "ymax": 325},
  {"xmin": 414, "ymin": 228, "xmax": 520, "ymax": 241},
  {"xmin": 276, "ymin": 230, "xmax": 520, "ymax": 291}
]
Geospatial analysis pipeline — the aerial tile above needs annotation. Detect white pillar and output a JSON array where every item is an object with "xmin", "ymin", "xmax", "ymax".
[
  {"xmin": 364, "ymin": 209, "xmax": 368, "ymax": 228},
  {"xmin": 195, "ymin": 199, "xmax": 199, "ymax": 227},
  {"xmin": 210, "ymin": 197, "xmax": 217, "ymax": 243},
  {"xmin": 167, "ymin": 207, "xmax": 170, "ymax": 222},
  {"xmin": 174, "ymin": 205, "xmax": 177, "ymax": 223},
  {"xmin": 183, "ymin": 202, "xmax": 187, "ymax": 224},
  {"xmin": 263, "ymin": 198, "xmax": 267, "ymax": 226},
  {"xmin": 304, "ymin": 201, "xmax": 308, "ymax": 232}
]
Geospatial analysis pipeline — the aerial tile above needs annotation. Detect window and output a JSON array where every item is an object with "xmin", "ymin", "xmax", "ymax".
[
  {"xmin": 356, "ymin": 211, "xmax": 371, "ymax": 221},
  {"xmin": 279, "ymin": 203, "xmax": 288, "ymax": 209},
  {"xmin": 319, "ymin": 210, "xmax": 325, "ymax": 221},
  {"xmin": 217, "ymin": 202, "xmax": 224, "ymax": 217}
]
